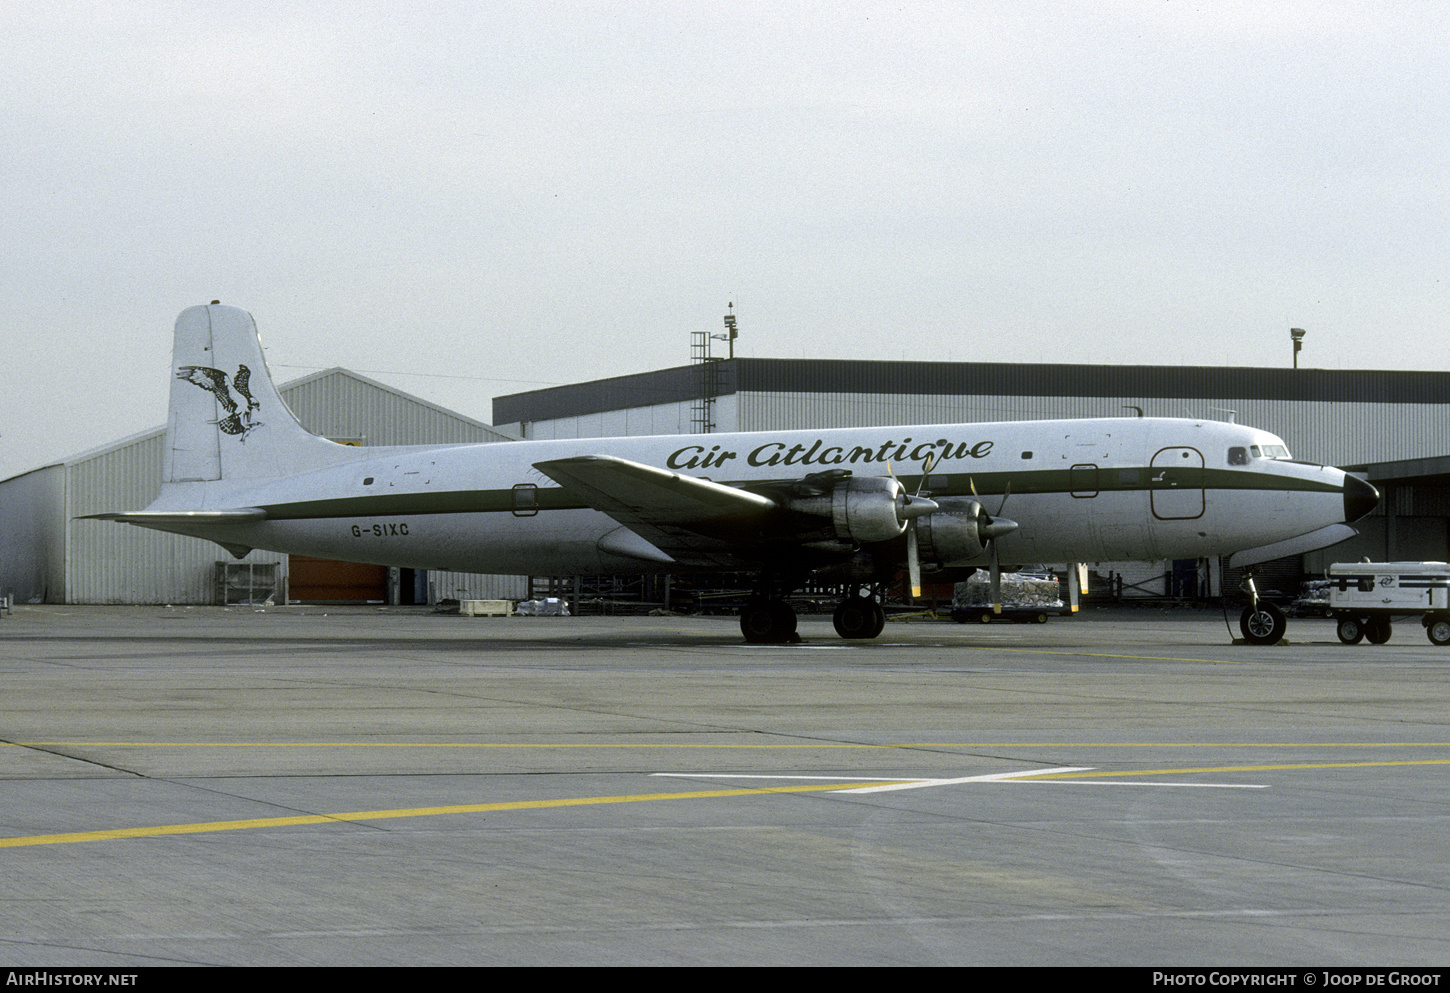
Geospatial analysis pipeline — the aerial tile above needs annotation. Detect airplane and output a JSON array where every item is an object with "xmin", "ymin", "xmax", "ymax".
[{"xmin": 91, "ymin": 303, "xmax": 1380, "ymax": 646}]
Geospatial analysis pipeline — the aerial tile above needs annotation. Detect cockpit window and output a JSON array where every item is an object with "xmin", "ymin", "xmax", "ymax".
[
  {"xmin": 1245, "ymin": 443, "xmax": 1292, "ymax": 461},
  {"xmin": 1228, "ymin": 447, "xmax": 1248, "ymax": 465}
]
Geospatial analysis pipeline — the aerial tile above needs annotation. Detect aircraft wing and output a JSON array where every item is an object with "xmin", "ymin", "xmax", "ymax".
[{"xmin": 533, "ymin": 455, "xmax": 779, "ymax": 561}]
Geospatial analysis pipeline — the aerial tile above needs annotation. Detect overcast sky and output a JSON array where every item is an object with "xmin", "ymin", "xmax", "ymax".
[{"xmin": 4, "ymin": 1, "xmax": 1447, "ymax": 480}]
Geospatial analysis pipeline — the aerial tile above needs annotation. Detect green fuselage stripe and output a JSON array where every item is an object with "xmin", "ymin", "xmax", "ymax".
[{"xmin": 254, "ymin": 466, "xmax": 1338, "ymax": 521}]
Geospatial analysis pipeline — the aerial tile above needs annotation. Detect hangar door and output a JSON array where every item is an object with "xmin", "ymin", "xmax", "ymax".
[{"xmin": 288, "ymin": 556, "xmax": 388, "ymax": 603}]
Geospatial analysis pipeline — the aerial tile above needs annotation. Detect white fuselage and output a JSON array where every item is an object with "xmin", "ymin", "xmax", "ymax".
[{"xmin": 150, "ymin": 415, "xmax": 1359, "ymax": 576}]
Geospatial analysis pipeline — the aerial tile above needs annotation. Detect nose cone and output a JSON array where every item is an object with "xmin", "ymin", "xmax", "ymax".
[{"xmin": 1343, "ymin": 474, "xmax": 1379, "ymax": 523}]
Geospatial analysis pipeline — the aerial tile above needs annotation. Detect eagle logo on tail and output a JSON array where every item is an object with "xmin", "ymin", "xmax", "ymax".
[{"xmin": 177, "ymin": 364, "xmax": 263, "ymax": 437}]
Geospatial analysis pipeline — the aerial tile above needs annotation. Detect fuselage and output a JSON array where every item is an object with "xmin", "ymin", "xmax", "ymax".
[{"xmin": 147, "ymin": 415, "xmax": 1370, "ymax": 576}]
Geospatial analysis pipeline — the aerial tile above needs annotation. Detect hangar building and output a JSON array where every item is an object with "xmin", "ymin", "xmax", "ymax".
[{"xmin": 0, "ymin": 369, "xmax": 521, "ymax": 605}]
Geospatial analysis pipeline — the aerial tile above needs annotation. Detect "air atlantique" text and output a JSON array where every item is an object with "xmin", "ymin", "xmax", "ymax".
[{"xmin": 666, "ymin": 436, "xmax": 994, "ymax": 471}]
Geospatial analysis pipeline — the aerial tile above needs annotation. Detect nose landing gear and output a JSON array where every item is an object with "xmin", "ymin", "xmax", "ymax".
[{"xmin": 1238, "ymin": 568, "xmax": 1288, "ymax": 645}]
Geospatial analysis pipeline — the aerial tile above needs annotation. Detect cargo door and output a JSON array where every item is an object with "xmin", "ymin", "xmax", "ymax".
[{"xmin": 1150, "ymin": 447, "xmax": 1205, "ymax": 520}]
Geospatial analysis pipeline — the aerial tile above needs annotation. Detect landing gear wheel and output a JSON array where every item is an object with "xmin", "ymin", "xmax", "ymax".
[
  {"xmin": 741, "ymin": 598, "xmax": 797, "ymax": 644},
  {"xmin": 833, "ymin": 596, "xmax": 885, "ymax": 639},
  {"xmin": 1428, "ymin": 618, "xmax": 1450, "ymax": 647},
  {"xmin": 1366, "ymin": 617, "xmax": 1393, "ymax": 645},
  {"xmin": 1240, "ymin": 602, "xmax": 1287, "ymax": 645},
  {"xmin": 1336, "ymin": 616, "xmax": 1365, "ymax": 645}
]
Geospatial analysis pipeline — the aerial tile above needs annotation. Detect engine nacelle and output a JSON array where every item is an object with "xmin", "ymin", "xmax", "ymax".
[
  {"xmin": 915, "ymin": 497, "xmax": 990, "ymax": 567},
  {"xmin": 789, "ymin": 476, "xmax": 911, "ymax": 544}
]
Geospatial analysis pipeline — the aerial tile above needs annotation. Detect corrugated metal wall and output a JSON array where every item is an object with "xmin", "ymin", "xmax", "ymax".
[
  {"xmin": 282, "ymin": 369, "xmax": 514, "ymax": 445},
  {"xmin": 519, "ymin": 397, "xmax": 737, "ymax": 439},
  {"xmin": 65, "ymin": 431, "xmax": 289, "ymax": 604},
  {"xmin": 0, "ymin": 465, "xmax": 65, "ymax": 603}
]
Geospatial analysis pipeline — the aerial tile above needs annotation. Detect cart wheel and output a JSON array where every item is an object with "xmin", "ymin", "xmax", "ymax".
[
  {"xmin": 1034, "ymin": 613, "xmax": 1048, "ymax": 624},
  {"xmin": 1336, "ymin": 616, "xmax": 1365, "ymax": 645},
  {"xmin": 1367, "ymin": 617, "xmax": 1393, "ymax": 645},
  {"xmin": 1427, "ymin": 618, "xmax": 1450, "ymax": 647},
  {"xmin": 978, "ymin": 612, "xmax": 992, "ymax": 624}
]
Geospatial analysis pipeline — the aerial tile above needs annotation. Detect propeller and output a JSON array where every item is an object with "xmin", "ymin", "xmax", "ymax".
[
  {"xmin": 970, "ymin": 478, "xmax": 1019, "ymax": 614},
  {"xmin": 889, "ymin": 454, "xmax": 942, "ymax": 602}
]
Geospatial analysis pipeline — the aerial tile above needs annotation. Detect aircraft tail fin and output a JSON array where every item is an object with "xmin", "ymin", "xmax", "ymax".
[{"xmin": 164, "ymin": 303, "xmax": 348, "ymax": 484}]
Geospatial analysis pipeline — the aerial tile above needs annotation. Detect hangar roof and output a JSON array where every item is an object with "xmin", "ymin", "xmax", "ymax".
[{"xmin": 492, "ymin": 358, "xmax": 1450, "ymax": 425}]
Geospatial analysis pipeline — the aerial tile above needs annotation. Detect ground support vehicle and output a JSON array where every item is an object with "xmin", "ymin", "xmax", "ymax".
[{"xmin": 1327, "ymin": 561, "xmax": 1450, "ymax": 646}]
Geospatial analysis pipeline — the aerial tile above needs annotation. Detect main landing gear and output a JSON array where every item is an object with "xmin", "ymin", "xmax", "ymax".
[
  {"xmin": 739, "ymin": 596, "xmax": 799, "ymax": 644},
  {"xmin": 738, "ymin": 590, "xmax": 888, "ymax": 644},
  {"xmin": 832, "ymin": 595, "xmax": 886, "ymax": 639}
]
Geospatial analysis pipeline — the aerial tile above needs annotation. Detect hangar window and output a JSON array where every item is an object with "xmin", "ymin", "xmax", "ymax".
[{"xmin": 1227, "ymin": 447, "xmax": 1247, "ymax": 465}]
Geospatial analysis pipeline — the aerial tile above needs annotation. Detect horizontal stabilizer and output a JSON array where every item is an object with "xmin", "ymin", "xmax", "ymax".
[
  {"xmin": 1227, "ymin": 523, "xmax": 1357, "ymax": 569},
  {"xmin": 80, "ymin": 508, "xmax": 268, "ymax": 527}
]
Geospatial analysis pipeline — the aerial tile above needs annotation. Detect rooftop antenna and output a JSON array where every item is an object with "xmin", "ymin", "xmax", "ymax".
[{"xmin": 1290, "ymin": 327, "xmax": 1306, "ymax": 368}]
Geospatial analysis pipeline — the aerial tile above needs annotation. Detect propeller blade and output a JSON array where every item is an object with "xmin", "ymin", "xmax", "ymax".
[
  {"xmin": 915, "ymin": 452, "xmax": 937, "ymax": 497},
  {"xmin": 989, "ymin": 540, "xmax": 1002, "ymax": 615},
  {"xmin": 906, "ymin": 520, "xmax": 922, "ymax": 600}
]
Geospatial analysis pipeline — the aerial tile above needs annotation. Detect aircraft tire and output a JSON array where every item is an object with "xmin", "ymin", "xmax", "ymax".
[
  {"xmin": 1367, "ymin": 617, "xmax": 1393, "ymax": 645},
  {"xmin": 740, "ymin": 598, "xmax": 796, "ymax": 644},
  {"xmin": 833, "ymin": 597, "xmax": 884, "ymax": 639},
  {"xmin": 1427, "ymin": 618, "xmax": 1450, "ymax": 646},
  {"xmin": 1240, "ymin": 603, "xmax": 1287, "ymax": 645},
  {"xmin": 1337, "ymin": 616, "xmax": 1365, "ymax": 645}
]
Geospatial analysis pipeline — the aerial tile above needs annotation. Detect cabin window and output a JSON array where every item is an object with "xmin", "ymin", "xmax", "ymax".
[
  {"xmin": 1262, "ymin": 444, "xmax": 1291, "ymax": 459},
  {"xmin": 363, "ymin": 476, "xmax": 374, "ymax": 485},
  {"xmin": 1227, "ymin": 447, "xmax": 1247, "ymax": 465},
  {"xmin": 1250, "ymin": 445, "xmax": 1262, "ymax": 458},
  {"xmin": 1020, "ymin": 451, "xmax": 1033, "ymax": 459},
  {"xmin": 512, "ymin": 483, "xmax": 539, "ymax": 517}
]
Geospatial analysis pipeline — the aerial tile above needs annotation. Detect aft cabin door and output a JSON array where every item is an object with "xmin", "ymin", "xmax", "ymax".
[{"xmin": 1150, "ymin": 447, "xmax": 1205, "ymax": 520}]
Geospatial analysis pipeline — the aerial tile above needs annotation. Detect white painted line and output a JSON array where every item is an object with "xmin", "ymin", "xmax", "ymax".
[
  {"xmin": 834, "ymin": 767, "xmax": 1095, "ymax": 793},
  {"xmin": 651, "ymin": 773, "xmax": 912, "ymax": 781}
]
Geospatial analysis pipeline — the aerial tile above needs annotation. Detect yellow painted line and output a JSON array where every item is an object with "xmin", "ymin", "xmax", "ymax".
[
  {"xmin": 9, "ymin": 741, "xmax": 1450, "ymax": 750},
  {"xmin": 979, "ymin": 646, "xmax": 1255, "ymax": 664},
  {"xmin": 0, "ymin": 780, "xmax": 909, "ymax": 850},
  {"xmin": 1016, "ymin": 758, "xmax": 1450, "ymax": 780}
]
